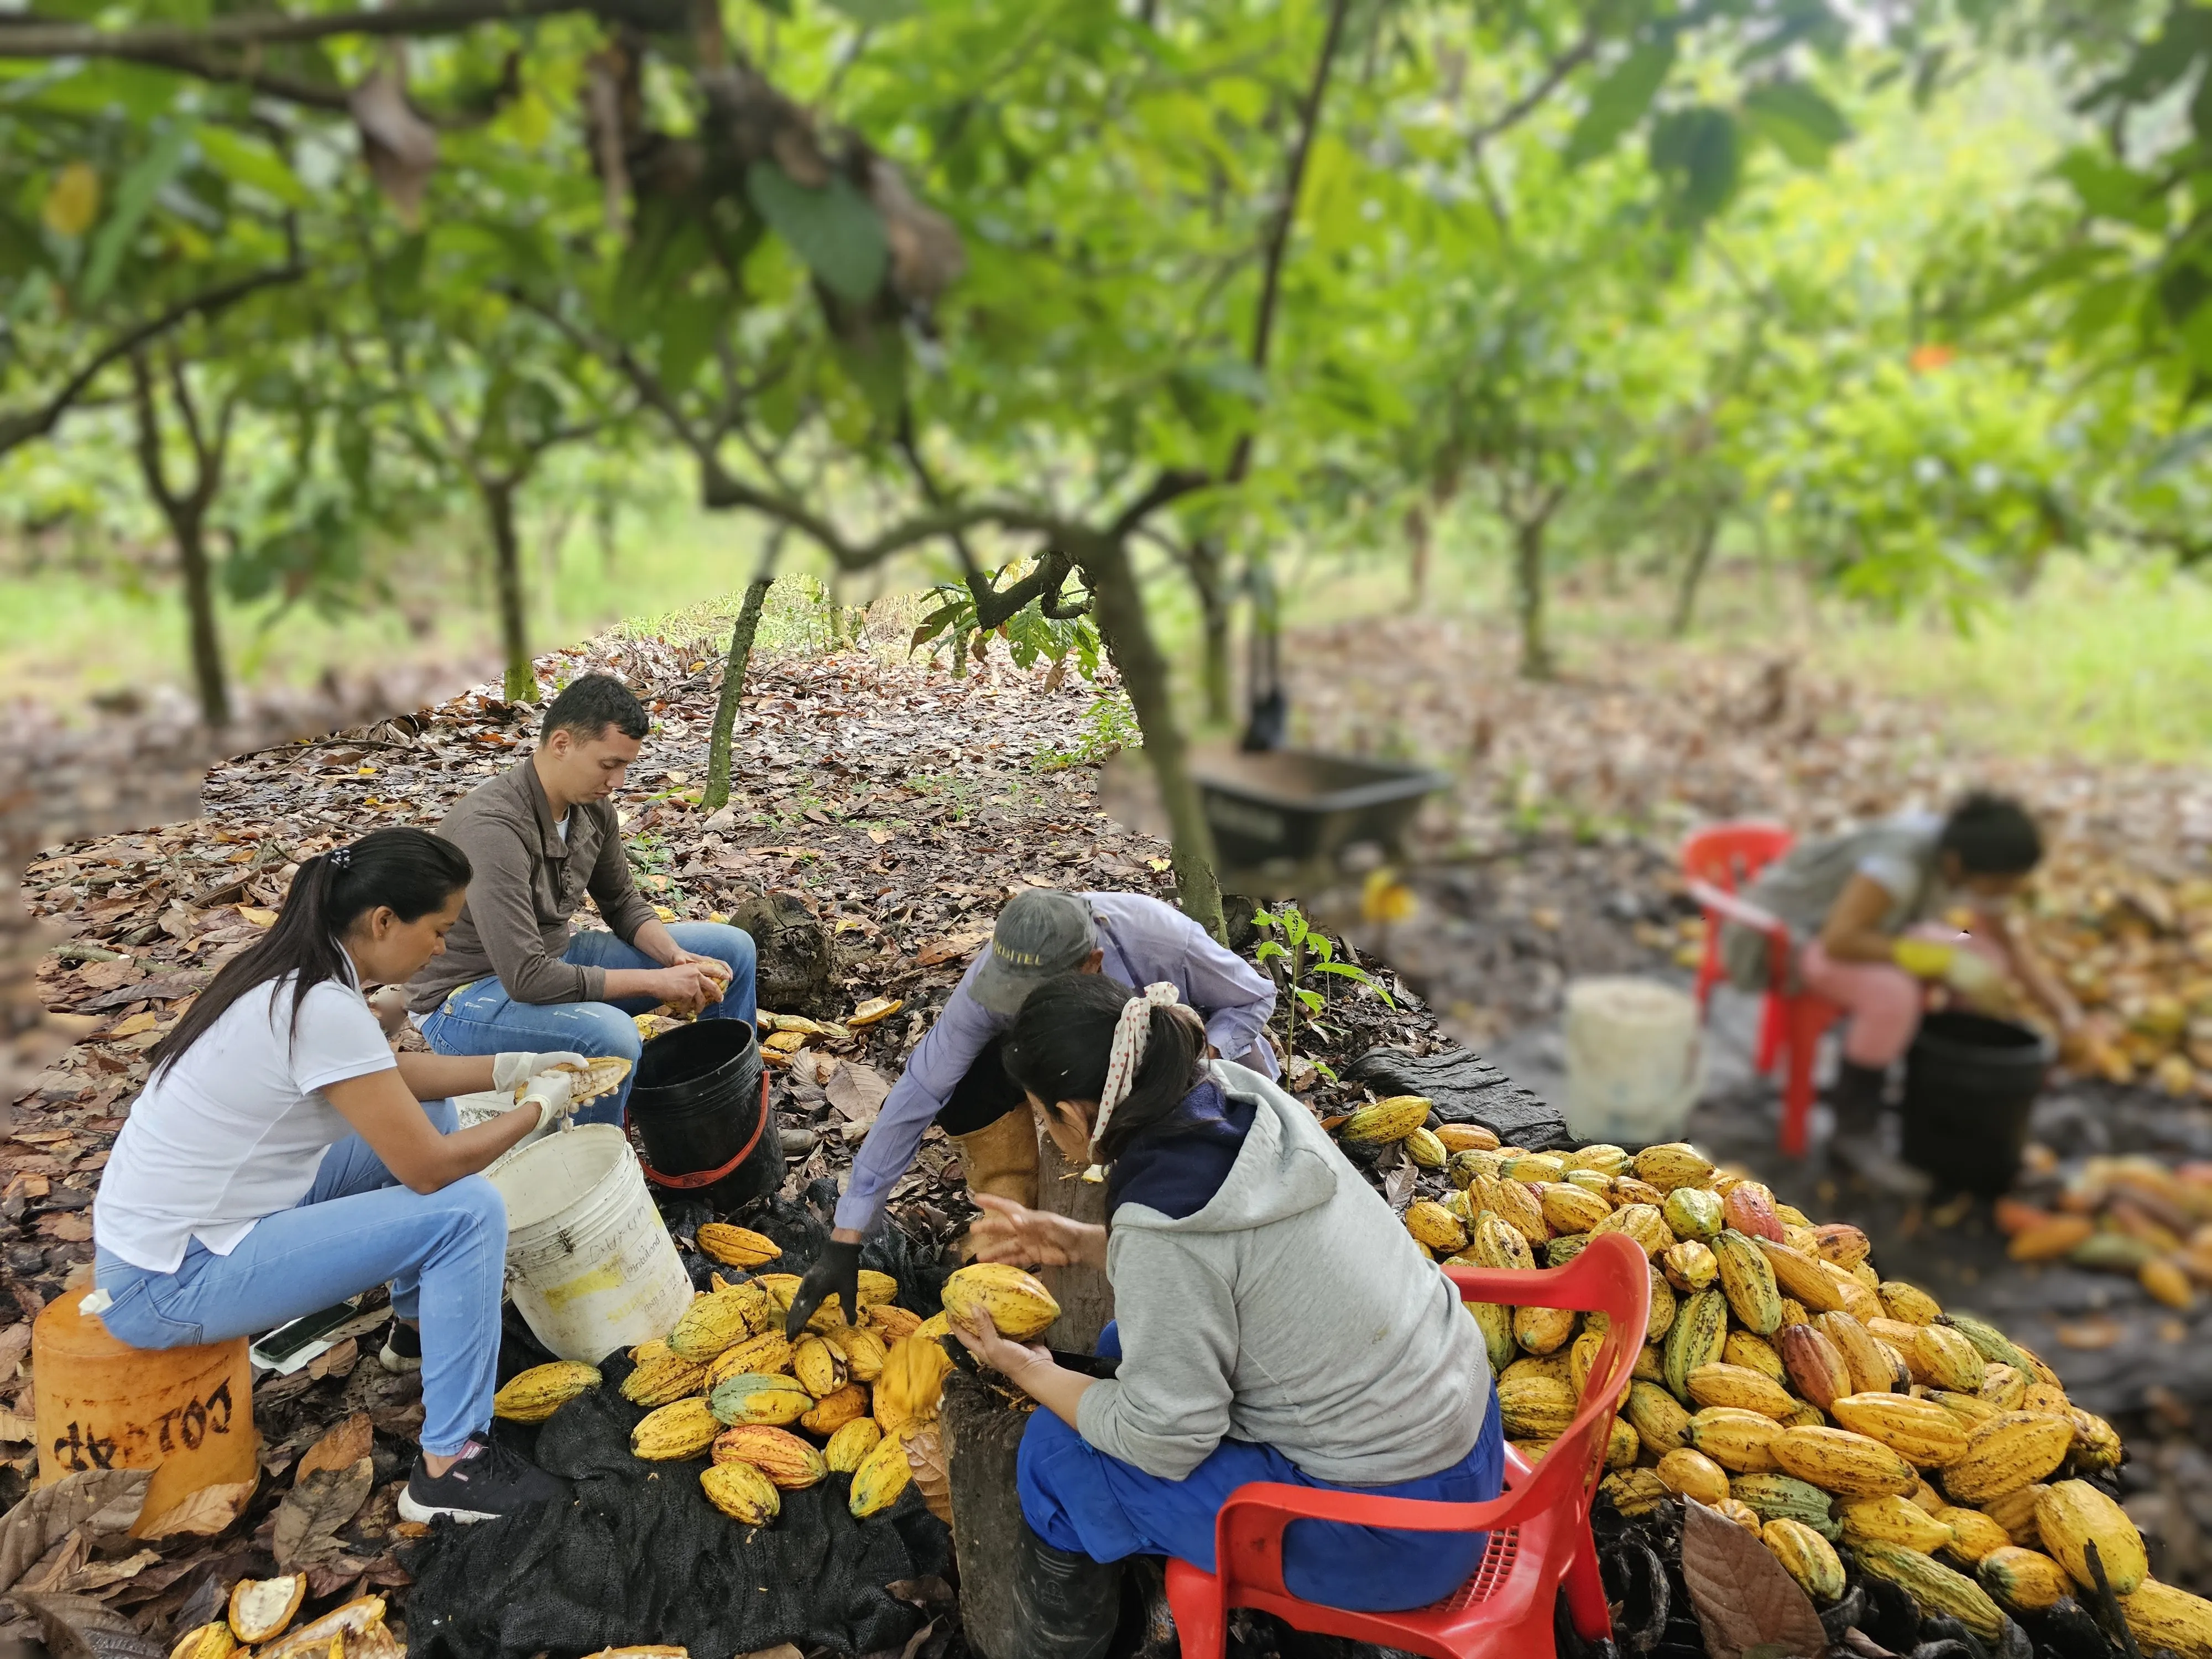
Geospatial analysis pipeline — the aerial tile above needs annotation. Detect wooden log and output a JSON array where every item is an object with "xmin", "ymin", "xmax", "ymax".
[
  {"xmin": 941, "ymin": 1371, "xmax": 1031, "ymax": 1659},
  {"xmin": 1034, "ymin": 1124, "xmax": 1112, "ymax": 1354}
]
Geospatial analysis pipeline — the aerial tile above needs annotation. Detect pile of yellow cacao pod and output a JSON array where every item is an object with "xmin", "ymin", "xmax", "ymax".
[
  {"xmin": 494, "ymin": 1225, "xmax": 1059, "ymax": 1530},
  {"xmin": 1352, "ymin": 1110, "xmax": 2212, "ymax": 1657},
  {"xmin": 1998, "ymin": 1156, "xmax": 2212, "ymax": 1313}
]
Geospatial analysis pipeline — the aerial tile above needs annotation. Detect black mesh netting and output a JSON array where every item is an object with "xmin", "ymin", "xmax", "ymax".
[
  {"xmin": 1343, "ymin": 1045, "xmax": 1569, "ymax": 1150},
  {"xmin": 401, "ymin": 1371, "xmax": 952, "ymax": 1658}
]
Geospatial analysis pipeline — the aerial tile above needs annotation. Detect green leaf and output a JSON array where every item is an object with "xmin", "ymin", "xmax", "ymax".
[
  {"xmin": 1741, "ymin": 81, "xmax": 1850, "ymax": 169},
  {"xmin": 1649, "ymin": 107, "xmax": 1743, "ymax": 226},
  {"xmin": 745, "ymin": 162, "xmax": 888, "ymax": 304},
  {"xmin": 2053, "ymin": 148, "xmax": 2169, "ymax": 233},
  {"xmin": 1564, "ymin": 38, "xmax": 1677, "ymax": 169},
  {"xmin": 80, "ymin": 123, "xmax": 189, "ymax": 305},
  {"xmin": 824, "ymin": 0, "xmax": 920, "ymax": 18},
  {"xmin": 193, "ymin": 124, "xmax": 311, "ymax": 208}
]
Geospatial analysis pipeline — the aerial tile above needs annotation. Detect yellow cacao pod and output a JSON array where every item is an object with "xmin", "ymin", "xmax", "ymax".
[
  {"xmin": 2020, "ymin": 1382, "xmax": 2072, "ymax": 1418},
  {"xmin": 170, "ymin": 1624, "xmax": 238, "ymax": 1659},
  {"xmin": 865, "ymin": 1304, "xmax": 924, "ymax": 1342},
  {"xmin": 1686, "ymin": 1363, "xmax": 1797, "ymax": 1421},
  {"xmin": 2069, "ymin": 1408, "xmax": 2124, "ymax": 1473},
  {"xmin": 2120, "ymin": 1578, "xmax": 2212, "ymax": 1659},
  {"xmin": 707, "ymin": 1332, "xmax": 795, "ymax": 1390},
  {"xmin": 1713, "ymin": 1229, "xmax": 1783, "ymax": 1335},
  {"xmin": 850, "ymin": 1430, "xmax": 914, "ymax": 1517},
  {"xmin": 1762, "ymin": 1519, "xmax": 1845, "ymax": 1603},
  {"xmin": 1630, "ymin": 1142, "xmax": 1714, "ymax": 1192},
  {"xmin": 1541, "ymin": 1182, "xmax": 1615, "ymax": 1235},
  {"xmin": 1514, "ymin": 1304, "xmax": 1577, "ymax": 1356},
  {"xmin": 1769, "ymin": 1426, "xmax": 1919, "ymax": 1499},
  {"xmin": 875, "ymin": 1335, "xmax": 954, "ymax": 1438},
  {"xmin": 1473, "ymin": 1212, "xmax": 1535, "ymax": 1272},
  {"xmin": 707, "ymin": 1372, "xmax": 814, "ymax": 1427},
  {"xmin": 1809, "ymin": 1222, "xmax": 1871, "ymax": 1269},
  {"xmin": 695, "ymin": 1224, "xmax": 782, "ymax": 1268},
  {"xmin": 1979, "ymin": 1546, "xmax": 2072, "ymax": 1614},
  {"xmin": 1605, "ymin": 1416, "xmax": 1639, "ymax": 1468},
  {"xmin": 802, "ymin": 1383, "xmax": 871, "ymax": 1436},
  {"xmin": 1814, "ymin": 1311, "xmax": 1895, "ymax": 1397},
  {"xmin": 826, "ymin": 1323, "xmax": 890, "ymax": 1383},
  {"xmin": 912, "ymin": 1311, "xmax": 951, "ymax": 1343},
  {"xmin": 701, "ymin": 1458, "xmax": 780, "ymax": 1524},
  {"xmin": 1562, "ymin": 1141, "xmax": 1626, "ymax": 1175},
  {"xmin": 621, "ymin": 1353, "xmax": 709, "ymax": 1407},
  {"xmin": 1752, "ymin": 1237, "xmax": 1847, "ymax": 1313},
  {"xmin": 1437, "ymin": 1123, "xmax": 1502, "ymax": 1154},
  {"xmin": 1449, "ymin": 1149, "xmax": 1504, "ymax": 1189},
  {"xmin": 1404, "ymin": 1125, "xmax": 1448, "ymax": 1168},
  {"xmin": 1981, "ymin": 1483, "xmax": 2048, "ymax": 1549},
  {"xmin": 1688, "ymin": 1407, "xmax": 1782, "ymax": 1474},
  {"xmin": 1654, "ymin": 1448, "xmax": 1729, "ymax": 1505},
  {"xmin": 1503, "ymin": 1352, "xmax": 1572, "ymax": 1386},
  {"xmin": 1929, "ymin": 1389, "xmax": 2002, "ymax": 1430},
  {"xmin": 855, "ymin": 1269, "xmax": 899, "ymax": 1307},
  {"xmin": 711, "ymin": 1425, "xmax": 827, "ymax": 1489},
  {"xmin": 793, "ymin": 1334, "xmax": 849, "ymax": 1399},
  {"xmin": 1910, "ymin": 1478, "xmax": 1947, "ymax": 1515},
  {"xmin": 754, "ymin": 1272, "xmax": 802, "ymax": 1308},
  {"xmin": 1663, "ymin": 1287, "xmax": 1728, "ymax": 1400},
  {"xmin": 1718, "ymin": 1497, "xmax": 1766, "ymax": 1533},
  {"xmin": 1661, "ymin": 1186, "xmax": 1725, "ymax": 1244},
  {"xmin": 1841, "ymin": 1494, "xmax": 1955, "ymax": 1554},
  {"xmin": 1498, "ymin": 1375, "xmax": 1578, "ymax": 1440},
  {"xmin": 492, "ymin": 1360, "xmax": 601, "ymax": 1424},
  {"xmin": 1466, "ymin": 1298, "xmax": 1516, "ymax": 1374},
  {"xmin": 1340, "ymin": 1096, "xmax": 1431, "ymax": 1142},
  {"xmin": 1591, "ymin": 1202, "xmax": 1672, "ymax": 1259},
  {"xmin": 669, "ymin": 1287, "xmax": 761, "ymax": 1362},
  {"xmin": 1611, "ymin": 1176, "xmax": 1666, "ymax": 1208},
  {"xmin": 1879, "ymin": 1280, "xmax": 1943, "ymax": 1325},
  {"xmin": 2037, "ymin": 1479, "xmax": 2147, "ymax": 1596},
  {"xmin": 941, "ymin": 1263, "xmax": 1061, "ymax": 1341},
  {"xmin": 1979, "ymin": 1363, "xmax": 2027, "ymax": 1411},
  {"xmin": 1855, "ymin": 1540, "xmax": 2007, "ymax": 1644},
  {"xmin": 1912, "ymin": 1324, "xmax": 1987, "ymax": 1394},
  {"xmin": 1600, "ymin": 1467, "xmax": 1670, "ymax": 1516},
  {"xmin": 1475, "ymin": 1175, "xmax": 1551, "ymax": 1245},
  {"xmin": 1406, "ymin": 1199, "xmax": 1468, "ymax": 1254},
  {"xmin": 1938, "ymin": 1505, "xmax": 2013, "ymax": 1564},
  {"xmin": 1828, "ymin": 1392, "xmax": 1970, "ymax": 1469},
  {"xmin": 1624, "ymin": 1380, "xmax": 1694, "ymax": 1454},
  {"xmin": 631, "ymin": 1397, "xmax": 721, "ymax": 1460},
  {"xmin": 1663, "ymin": 1240, "xmax": 1719, "ymax": 1295},
  {"xmin": 1939, "ymin": 1411, "xmax": 2077, "ymax": 1504},
  {"xmin": 1721, "ymin": 1329, "xmax": 1786, "ymax": 1384},
  {"xmin": 825, "ymin": 1416, "xmax": 884, "ymax": 1474},
  {"xmin": 1646, "ymin": 1265, "xmax": 1677, "ymax": 1345}
]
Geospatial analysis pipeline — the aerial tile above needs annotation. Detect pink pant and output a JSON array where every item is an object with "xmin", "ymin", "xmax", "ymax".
[{"xmin": 1799, "ymin": 928, "xmax": 2007, "ymax": 1068}]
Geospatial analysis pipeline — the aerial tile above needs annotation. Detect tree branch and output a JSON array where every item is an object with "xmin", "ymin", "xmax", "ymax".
[
  {"xmin": 1466, "ymin": 26, "xmax": 1599, "ymax": 152},
  {"xmin": 0, "ymin": 0, "xmax": 654, "ymax": 59},
  {"xmin": 1225, "ymin": 0, "xmax": 1353, "ymax": 485},
  {"xmin": 0, "ymin": 263, "xmax": 304, "ymax": 459}
]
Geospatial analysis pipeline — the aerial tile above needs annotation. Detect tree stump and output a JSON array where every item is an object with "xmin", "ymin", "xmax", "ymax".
[
  {"xmin": 725, "ymin": 890, "xmax": 835, "ymax": 1016},
  {"xmin": 1035, "ymin": 1125, "xmax": 1113, "ymax": 1354},
  {"xmin": 941, "ymin": 1371, "xmax": 1030, "ymax": 1659}
]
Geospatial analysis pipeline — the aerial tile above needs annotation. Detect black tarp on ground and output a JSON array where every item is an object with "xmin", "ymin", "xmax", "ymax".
[
  {"xmin": 401, "ymin": 1383, "xmax": 951, "ymax": 1658},
  {"xmin": 1343, "ymin": 1046, "xmax": 1569, "ymax": 1151}
]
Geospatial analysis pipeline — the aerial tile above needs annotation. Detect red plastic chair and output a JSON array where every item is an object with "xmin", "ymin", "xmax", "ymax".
[
  {"xmin": 1164, "ymin": 1232, "xmax": 1652, "ymax": 1659},
  {"xmin": 1681, "ymin": 821, "xmax": 1840, "ymax": 1158}
]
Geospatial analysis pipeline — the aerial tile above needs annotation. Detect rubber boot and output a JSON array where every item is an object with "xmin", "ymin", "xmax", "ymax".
[
  {"xmin": 1013, "ymin": 1520, "xmax": 1123, "ymax": 1659},
  {"xmin": 1824, "ymin": 1060, "xmax": 1932, "ymax": 1201},
  {"xmin": 954, "ymin": 1110, "xmax": 1040, "ymax": 1211}
]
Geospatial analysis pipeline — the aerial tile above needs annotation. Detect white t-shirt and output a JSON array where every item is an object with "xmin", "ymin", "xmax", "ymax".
[{"xmin": 94, "ymin": 965, "xmax": 398, "ymax": 1272}]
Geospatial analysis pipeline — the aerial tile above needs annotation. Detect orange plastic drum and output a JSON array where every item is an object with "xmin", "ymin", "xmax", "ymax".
[{"xmin": 32, "ymin": 1287, "xmax": 255, "ymax": 1535}]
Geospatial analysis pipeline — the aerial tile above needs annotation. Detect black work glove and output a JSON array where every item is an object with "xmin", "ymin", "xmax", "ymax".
[{"xmin": 785, "ymin": 1240, "xmax": 862, "ymax": 1337}]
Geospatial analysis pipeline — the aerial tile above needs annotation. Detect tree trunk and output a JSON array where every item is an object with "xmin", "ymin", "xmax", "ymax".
[
  {"xmin": 1405, "ymin": 501, "xmax": 1431, "ymax": 609},
  {"xmin": 1183, "ymin": 537, "xmax": 1232, "ymax": 727},
  {"xmin": 1035, "ymin": 1125, "xmax": 1112, "ymax": 1354},
  {"xmin": 485, "ymin": 479, "xmax": 533, "ymax": 701},
  {"xmin": 1083, "ymin": 535, "xmax": 1227, "ymax": 942},
  {"xmin": 594, "ymin": 485, "xmax": 619, "ymax": 573},
  {"xmin": 949, "ymin": 627, "xmax": 969, "ymax": 679},
  {"xmin": 703, "ymin": 567, "xmax": 776, "ymax": 813},
  {"xmin": 1670, "ymin": 507, "xmax": 1721, "ymax": 638},
  {"xmin": 1514, "ymin": 510, "xmax": 1554, "ymax": 681},
  {"xmin": 175, "ymin": 516, "xmax": 229, "ymax": 728}
]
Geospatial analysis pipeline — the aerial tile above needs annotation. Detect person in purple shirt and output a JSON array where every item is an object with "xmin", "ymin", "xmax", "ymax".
[{"xmin": 784, "ymin": 887, "xmax": 1276, "ymax": 1335}]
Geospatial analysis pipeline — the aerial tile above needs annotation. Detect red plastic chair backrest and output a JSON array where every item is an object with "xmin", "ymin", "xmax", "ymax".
[
  {"xmin": 1204, "ymin": 1233, "xmax": 1653, "ymax": 1602},
  {"xmin": 1681, "ymin": 821, "xmax": 1793, "ymax": 895}
]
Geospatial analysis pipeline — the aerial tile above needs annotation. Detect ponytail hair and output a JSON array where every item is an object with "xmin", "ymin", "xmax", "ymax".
[
  {"xmin": 1001, "ymin": 973, "xmax": 1206, "ymax": 1161},
  {"xmin": 150, "ymin": 827, "xmax": 472, "ymax": 1076}
]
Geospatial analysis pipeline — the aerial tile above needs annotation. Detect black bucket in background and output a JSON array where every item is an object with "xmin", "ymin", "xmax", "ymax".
[
  {"xmin": 627, "ymin": 1019, "xmax": 782, "ymax": 1212},
  {"xmin": 1899, "ymin": 1010, "xmax": 2054, "ymax": 1196}
]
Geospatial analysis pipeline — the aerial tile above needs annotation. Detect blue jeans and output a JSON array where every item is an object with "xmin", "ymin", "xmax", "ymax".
[
  {"xmin": 93, "ymin": 1097, "xmax": 503, "ymax": 1457},
  {"xmin": 420, "ymin": 923, "xmax": 758, "ymax": 1127},
  {"xmin": 1018, "ymin": 1323, "xmax": 1505, "ymax": 1613}
]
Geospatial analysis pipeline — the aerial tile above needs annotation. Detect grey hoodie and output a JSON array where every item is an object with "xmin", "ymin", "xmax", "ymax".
[{"xmin": 1074, "ymin": 1061, "xmax": 1491, "ymax": 1485}]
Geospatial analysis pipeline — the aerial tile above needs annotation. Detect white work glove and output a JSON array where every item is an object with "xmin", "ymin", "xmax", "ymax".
[
  {"xmin": 493, "ymin": 1051, "xmax": 589, "ymax": 1091},
  {"xmin": 519, "ymin": 1069, "xmax": 577, "ymax": 1131},
  {"xmin": 1943, "ymin": 949, "xmax": 2005, "ymax": 1000}
]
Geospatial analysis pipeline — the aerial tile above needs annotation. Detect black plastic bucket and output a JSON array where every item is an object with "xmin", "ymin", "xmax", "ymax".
[
  {"xmin": 1899, "ymin": 1010, "xmax": 2053, "ymax": 1195},
  {"xmin": 627, "ymin": 1019, "xmax": 782, "ymax": 1212}
]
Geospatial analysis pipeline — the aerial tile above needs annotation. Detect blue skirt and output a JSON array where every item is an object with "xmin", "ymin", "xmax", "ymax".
[{"xmin": 1015, "ymin": 1324, "xmax": 1505, "ymax": 1614}]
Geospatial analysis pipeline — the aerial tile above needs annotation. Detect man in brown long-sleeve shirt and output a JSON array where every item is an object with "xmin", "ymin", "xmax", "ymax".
[{"xmin": 406, "ymin": 674, "xmax": 757, "ymax": 1126}]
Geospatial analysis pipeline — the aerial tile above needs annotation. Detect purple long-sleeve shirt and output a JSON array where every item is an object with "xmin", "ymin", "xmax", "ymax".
[{"xmin": 836, "ymin": 890, "xmax": 1278, "ymax": 1233}]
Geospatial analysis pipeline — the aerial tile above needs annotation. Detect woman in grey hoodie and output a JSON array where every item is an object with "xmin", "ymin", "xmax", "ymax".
[{"xmin": 948, "ymin": 973, "xmax": 1501, "ymax": 1645}]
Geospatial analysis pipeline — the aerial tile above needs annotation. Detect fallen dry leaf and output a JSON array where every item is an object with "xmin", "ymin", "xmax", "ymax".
[
  {"xmin": 139, "ymin": 1478, "xmax": 255, "ymax": 1539},
  {"xmin": 273, "ymin": 1457, "xmax": 374, "ymax": 1571},
  {"xmin": 295, "ymin": 1412, "xmax": 374, "ymax": 1484},
  {"xmin": 1678, "ymin": 1496, "xmax": 1827, "ymax": 1659},
  {"xmin": 0, "ymin": 1469, "xmax": 150, "ymax": 1594}
]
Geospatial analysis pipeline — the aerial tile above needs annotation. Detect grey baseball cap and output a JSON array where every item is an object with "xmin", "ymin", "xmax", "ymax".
[{"xmin": 969, "ymin": 889, "xmax": 1099, "ymax": 1016}]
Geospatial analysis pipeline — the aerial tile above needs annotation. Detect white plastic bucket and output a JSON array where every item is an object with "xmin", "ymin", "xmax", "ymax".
[
  {"xmin": 454, "ymin": 1087, "xmax": 551, "ymax": 1175},
  {"xmin": 1563, "ymin": 976, "xmax": 1704, "ymax": 1146},
  {"xmin": 489, "ymin": 1124, "xmax": 692, "ymax": 1363}
]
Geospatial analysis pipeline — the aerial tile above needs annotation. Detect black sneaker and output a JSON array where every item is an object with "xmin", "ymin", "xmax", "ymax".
[
  {"xmin": 378, "ymin": 1318, "xmax": 422, "ymax": 1375},
  {"xmin": 399, "ymin": 1436, "xmax": 569, "ymax": 1524}
]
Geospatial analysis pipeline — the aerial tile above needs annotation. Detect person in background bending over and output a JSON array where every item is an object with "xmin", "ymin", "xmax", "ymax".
[
  {"xmin": 407, "ymin": 672, "xmax": 758, "ymax": 1127},
  {"xmin": 1722, "ymin": 791, "xmax": 2079, "ymax": 1196},
  {"xmin": 784, "ymin": 887, "xmax": 1275, "ymax": 1333}
]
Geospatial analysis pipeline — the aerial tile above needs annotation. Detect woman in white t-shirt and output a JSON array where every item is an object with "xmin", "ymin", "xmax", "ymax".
[{"xmin": 95, "ymin": 828, "xmax": 584, "ymax": 1524}]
